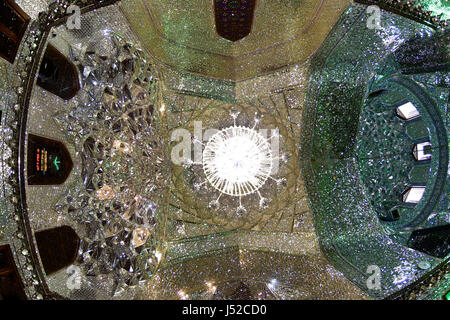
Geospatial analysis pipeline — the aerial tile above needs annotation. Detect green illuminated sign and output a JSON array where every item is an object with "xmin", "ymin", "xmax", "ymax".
[{"xmin": 53, "ymin": 156, "xmax": 61, "ymax": 171}]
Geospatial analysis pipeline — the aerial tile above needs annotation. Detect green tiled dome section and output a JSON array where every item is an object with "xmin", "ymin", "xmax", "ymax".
[
  {"xmin": 356, "ymin": 73, "xmax": 448, "ymax": 231},
  {"xmin": 301, "ymin": 4, "xmax": 449, "ymax": 299},
  {"xmin": 356, "ymin": 96, "xmax": 427, "ymax": 223},
  {"xmin": 416, "ymin": 0, "xmax": 450, "ymax": 20}
]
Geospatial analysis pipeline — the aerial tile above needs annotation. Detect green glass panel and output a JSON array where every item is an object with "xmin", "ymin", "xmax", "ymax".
[{"xmin": 405, "ymin": 120, "xmax": 429, "ymax": 140}]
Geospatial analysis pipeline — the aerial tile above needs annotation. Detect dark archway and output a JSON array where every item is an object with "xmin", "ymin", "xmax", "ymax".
[
  {"xmin": 0, "ymin": 0, "xmax": 30, "ymax": 63},
  {"xmin": 35, "ymin": 226, "xmax": 81, "ymax": 275},
  {"xmin": 37, "ymin": 45, "xmax": 80, "ymax": 100},
  {"xmin": 214, "ymin": 0, "xmax": 256, "ymax": 42},
  {"xmin": 0, "ymin": 245, "xmax": 27, "ymax": 300}
]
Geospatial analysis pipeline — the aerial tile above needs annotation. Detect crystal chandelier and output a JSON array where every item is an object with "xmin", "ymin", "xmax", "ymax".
[
  {"xmin": 203, "ymin": 125, "xmax": 273, "ymax": 197},
  {"xmin": 190, "ymin": 111, "xmax": 284, "ymax": 215}
]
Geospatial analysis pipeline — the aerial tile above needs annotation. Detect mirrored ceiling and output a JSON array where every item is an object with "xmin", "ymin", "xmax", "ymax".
[{"xmin": 0, "ymin": 0, "xmax": 448, "ymax": 301}]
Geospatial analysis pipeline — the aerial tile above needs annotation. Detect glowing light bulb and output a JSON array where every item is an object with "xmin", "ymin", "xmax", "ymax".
[
  {"xmin": 177, "ymin": 290, "xmax": 189, "ymax": 300},
  {"xmin": 155, "ymin": 249, "xmax": 162, "ymax": 262},
  {"xmin": 159, "ymin": 102, "xmax": 166, "ymax": 113}
]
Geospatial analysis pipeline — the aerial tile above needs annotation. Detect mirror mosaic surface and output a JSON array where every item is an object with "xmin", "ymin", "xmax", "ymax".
[{"xmin": 0, "ymin": 0, "xmax": 448, "ymax": 300}]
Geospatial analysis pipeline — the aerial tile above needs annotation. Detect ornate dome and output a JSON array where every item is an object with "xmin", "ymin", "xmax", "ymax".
[{"xmin": 0, "ymin": 0, "xmax": 448, "ymax": 301}]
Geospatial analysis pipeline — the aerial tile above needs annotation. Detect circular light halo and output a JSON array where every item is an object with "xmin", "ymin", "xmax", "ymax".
[{"xmin": 202, "ymin": 126, "xmax": 273, "ymax": 197}]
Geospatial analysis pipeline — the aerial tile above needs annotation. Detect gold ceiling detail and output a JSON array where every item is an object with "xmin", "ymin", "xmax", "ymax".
[{"xmin": 120, "ymin": 0, "xmax": 352, "ymax": 80}]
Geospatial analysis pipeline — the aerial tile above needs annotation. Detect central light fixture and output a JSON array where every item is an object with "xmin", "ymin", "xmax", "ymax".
[
  {"xmin": 203, "ymin": 126, "xmax": 273, "ymax": 197},
  {"xmin": 188, "ymin": 110, "xmax": 285, "ymax": 215}
]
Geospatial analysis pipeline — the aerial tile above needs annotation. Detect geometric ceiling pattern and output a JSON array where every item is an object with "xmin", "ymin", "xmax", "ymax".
[{"xmin": 0, "ymin": 0, "xmax": 448, "ymax": 301}]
